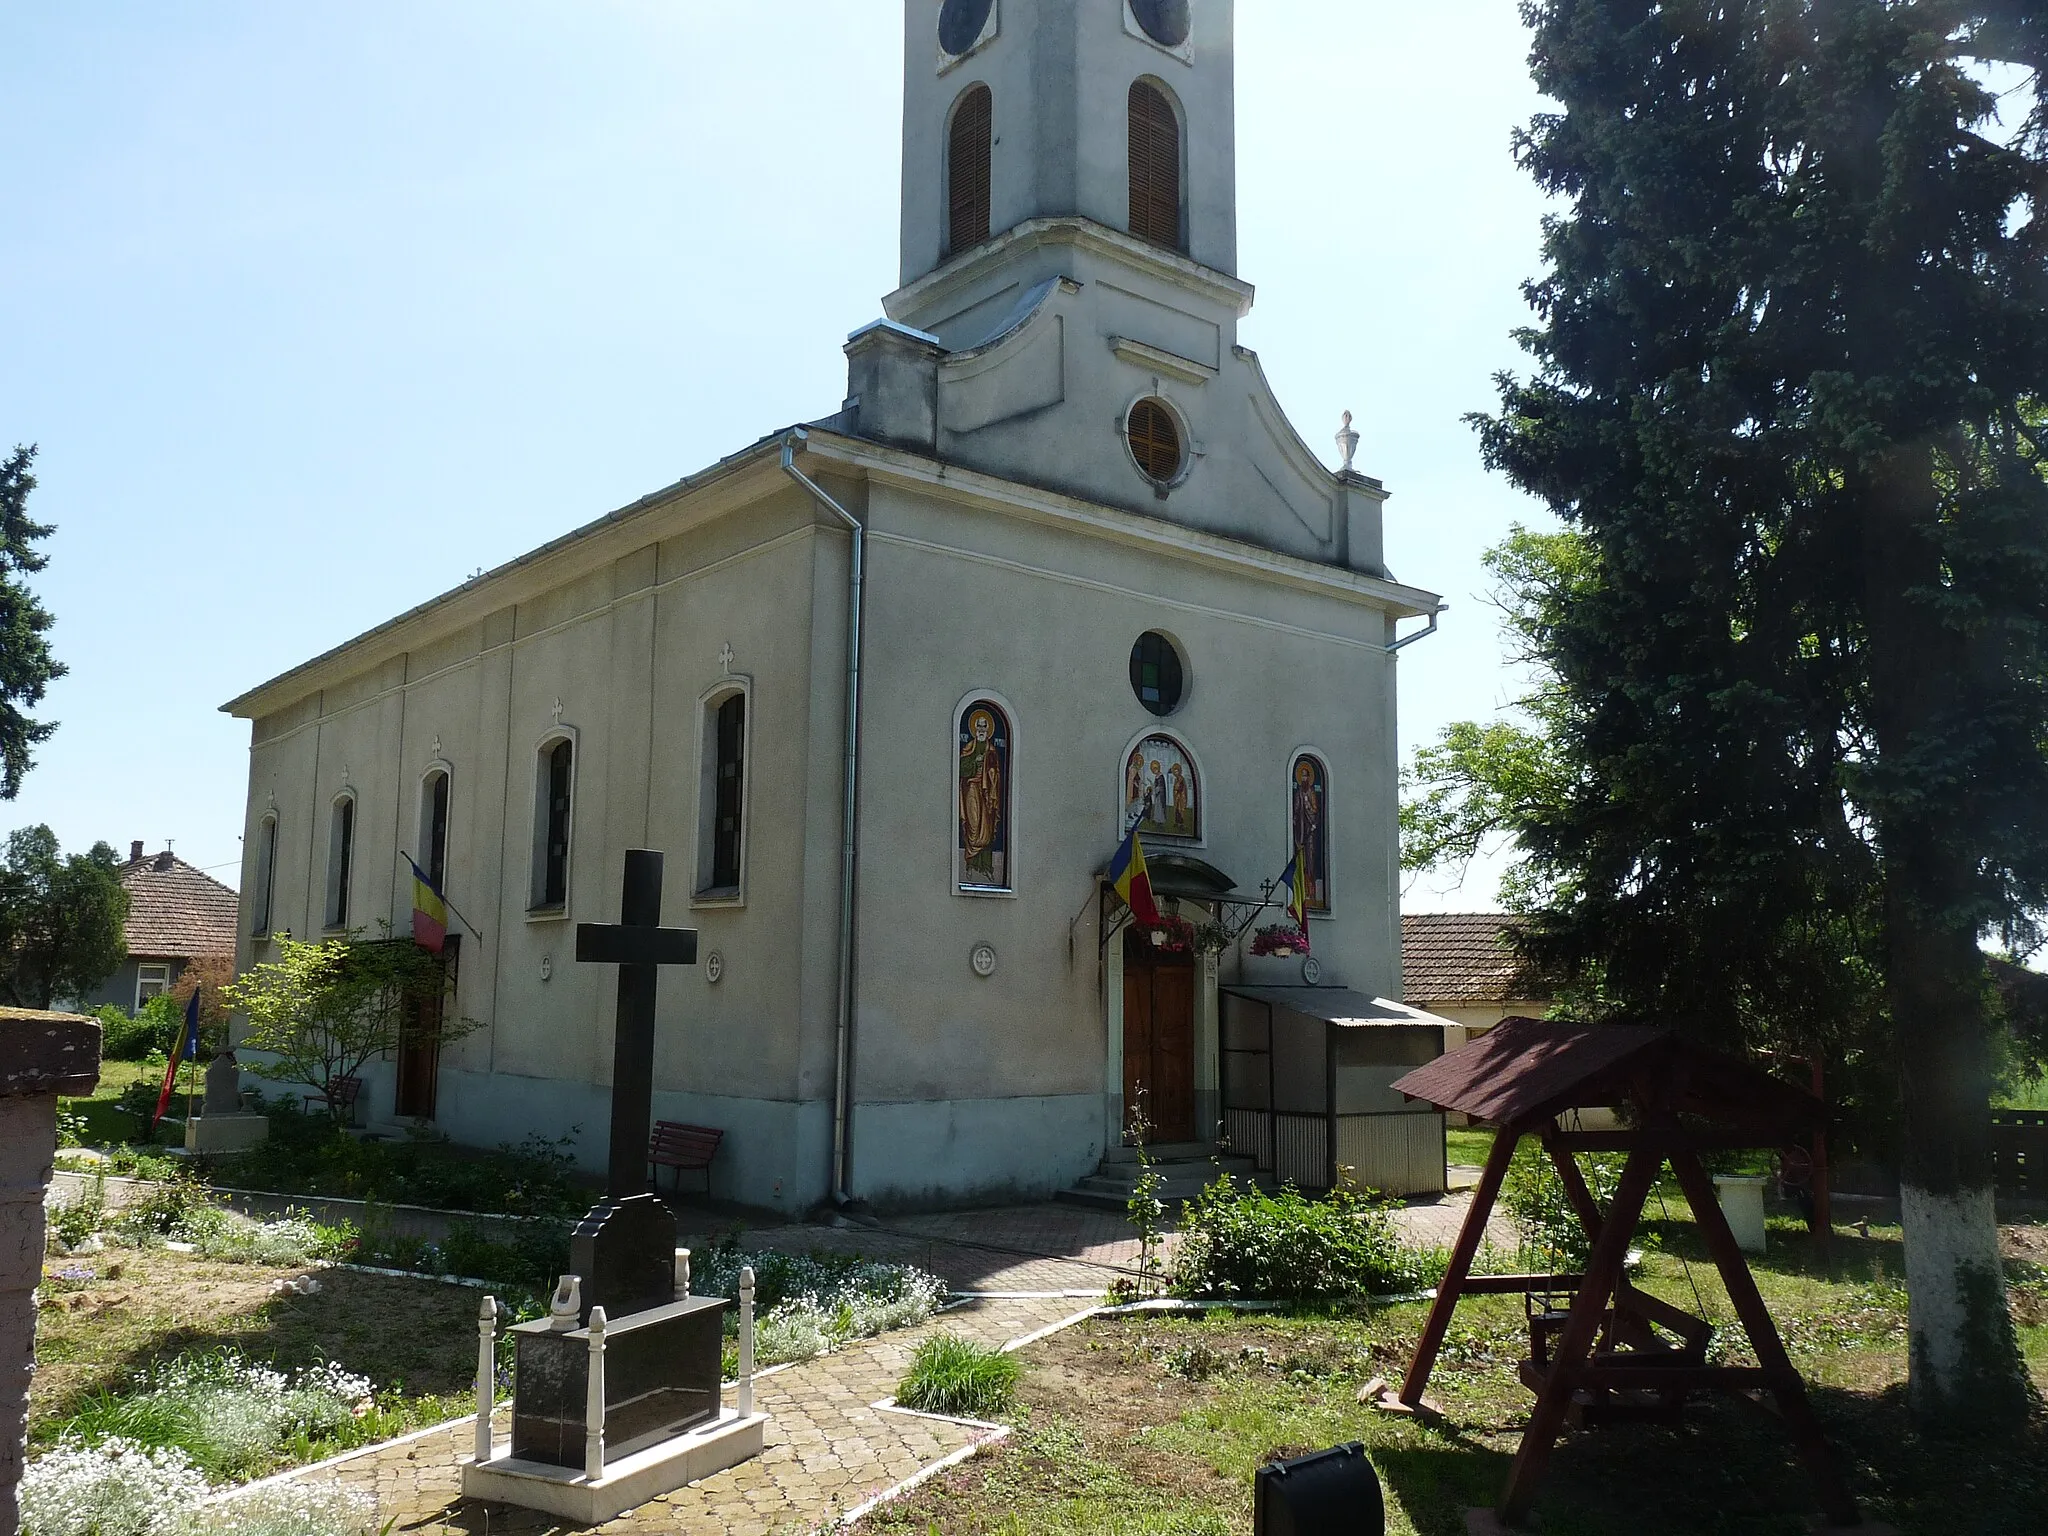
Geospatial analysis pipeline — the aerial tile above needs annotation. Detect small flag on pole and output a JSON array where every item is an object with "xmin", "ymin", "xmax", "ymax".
[
  {"xmin": 1107, "ymin": 828, "xmax": 1162, "ymax": 927},
  {"xmin": 152, "ymin": 987, "xmax": 202, "ymax": 1130},
  {"xmin": 1277, "ymin": 847, "xmax": 1312, "ymax": 947},
  {"xmin": 408, "ymin": 855, "xmax": 449, "ymax": 955}
]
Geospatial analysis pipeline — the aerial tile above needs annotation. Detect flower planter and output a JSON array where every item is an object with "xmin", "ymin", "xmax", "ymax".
[{"xmin": 1237, "ymin": 953, "xmax": 1315, "ymax": 987}]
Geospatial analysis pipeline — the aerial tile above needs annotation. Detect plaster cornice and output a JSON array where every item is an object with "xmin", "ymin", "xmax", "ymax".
[
  {"xmin": 223, "ymin": 425, "xmax": 1441, "ymax": 725},
  {"xmin": 795, "ymin": 430, "xmax": 1442, "ymax": 620},
  {"xmin": 885, "ymin": 216, "xmax": 1257, "ymax": 323}
]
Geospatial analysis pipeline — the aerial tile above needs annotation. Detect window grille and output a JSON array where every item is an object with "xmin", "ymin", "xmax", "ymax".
[
  {"xmin": 1128, "ymin": 81, "xmax": 1183, "ymax": 249},
  {"xmin": 948, "ymin": 84, "xmax": 993, "ymax": 257}
]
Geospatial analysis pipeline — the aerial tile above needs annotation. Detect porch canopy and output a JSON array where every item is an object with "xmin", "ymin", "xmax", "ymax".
[{"xmin": 1220, "ymin": 985, "xmax": 1452, "ymax": 1197}]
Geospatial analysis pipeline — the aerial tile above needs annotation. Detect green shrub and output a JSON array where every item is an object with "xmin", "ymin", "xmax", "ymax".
[
  {"xmin": 47, "ymin": 1181, "xmax": 106, "ymax": 1250},
  {"xmin": 1170, "ymin": 1176, "xmax": 1439, "ymax": 1302},
  {"xmin": 97, "ymin": 1003, "xmax": 168, "ymax": 1062},
  {"xmin": 894, "ymin": 1335, "xmax": 1020, "ymax": 1419},
  {"xmin": 1500, "ymin": 1140, "xmax": 1625, "ymax": 1269}
]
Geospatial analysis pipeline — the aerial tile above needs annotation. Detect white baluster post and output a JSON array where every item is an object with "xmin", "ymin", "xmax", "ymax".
[
  {"xmin": 737, "ymin": 1266, "xmax": 756, "ymax": 1419},
  {"xmin": 474, "ymin": 1295, "xmax": 499, "ymax": 1463},
  {"xmin": 674, "ymin": 1247, "xmax": 691, "ymax": 1300},
  {"xmin": 584, "ymin": 1307, "xmax": 608, "ymax": 1483}
]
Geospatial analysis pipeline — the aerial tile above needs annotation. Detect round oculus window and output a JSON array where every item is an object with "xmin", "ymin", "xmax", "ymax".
[
  {"xmin": 939, "ymin": 0, "xmax": 996, "ymax": 58},
  {"xmin": 1127, "ymin": 397, "xmax": 1185, "ymax": 485},
  {"xmin": 1130, "ymin": 0, "xmax": 1192, "ymax": 49},
  {"xmin": 1130, "ymin": 631, "xmax": 1186, "ymax": 717}
]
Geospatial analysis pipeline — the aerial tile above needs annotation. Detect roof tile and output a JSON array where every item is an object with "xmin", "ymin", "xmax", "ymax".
[
  {"xmin": 1401, "ymin": 912, "xmax": 1548, "ymax": 1005},
  {"xmin": 119, "ymin": 852, "xmax": 239, "ymax": 960}
]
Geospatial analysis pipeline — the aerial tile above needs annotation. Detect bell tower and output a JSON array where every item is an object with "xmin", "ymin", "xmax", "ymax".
[{"xmin": 899, "ymin": 0, "xmax": 1238, "ymax": 288}]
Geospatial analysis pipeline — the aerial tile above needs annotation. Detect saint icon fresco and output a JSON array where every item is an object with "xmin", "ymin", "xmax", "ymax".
[
  {"xmin": 1123, "ymin": 735, "xmax": 1200, "ymax": 841},
  {"xmin": 957, "ymin": 701, "xmax": 1010, "ymax": 890},
  {"xmin": 1291, "ymin": 754, "xmax": 1330, "ymax": 912}
]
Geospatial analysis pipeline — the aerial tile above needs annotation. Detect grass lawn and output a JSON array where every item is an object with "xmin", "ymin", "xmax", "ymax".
[
  {"xmin": 870, "ymin": 1208, "xmax": 2048, "ymax": 1535},
  {"xmin": 30, "ymin": 1245, "xmax": 479, "ymax": 1464},
  {"xmin": 1444, "ymin": 1127, "xmax": 1495, "ymax": 1169},
  {"xmin": 60, "ymin": 1058, "xmax": 179, "ymax": 1148}
]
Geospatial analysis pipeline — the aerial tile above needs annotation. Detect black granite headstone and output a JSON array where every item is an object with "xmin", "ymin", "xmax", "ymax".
[
  {"xmin": 570, "ymin": 849, "xmax": 698, "ymax": 1322},
  {"xmin": 510, "ymin": 1296, "xmax": 730, "ymax": 1468}
]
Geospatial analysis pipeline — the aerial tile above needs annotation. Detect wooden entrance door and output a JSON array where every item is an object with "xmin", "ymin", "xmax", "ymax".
[
  {"xmin": 1124, "ymin": 932, "xmax": 1196, "ymax": 1144},
  {"xmin": 394, "ymin": 938, "xmax": 456, "ymax": 1121}
]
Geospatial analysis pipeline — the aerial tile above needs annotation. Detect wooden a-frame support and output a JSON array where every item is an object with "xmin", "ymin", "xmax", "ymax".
[{"xmin": 1383, "ymin": 1114, "xmax": 1866, "ymax": 1530}]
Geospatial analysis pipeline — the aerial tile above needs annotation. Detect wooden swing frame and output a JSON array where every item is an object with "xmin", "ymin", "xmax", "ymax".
[{"xmin": 1380, "ymin": 1018, "xmax": 1870, "ymax": 1531}]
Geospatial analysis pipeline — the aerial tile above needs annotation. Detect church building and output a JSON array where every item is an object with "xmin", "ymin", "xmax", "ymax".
[{"xmin": 225, "ymin": 0, "xmax": 1445, "ymax": 1213}]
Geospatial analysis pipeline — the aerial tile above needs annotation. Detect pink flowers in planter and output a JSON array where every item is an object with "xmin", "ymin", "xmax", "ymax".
[{"xmin": 1249, "ymin": 924, "xmax": 1312, "ymax": 958}]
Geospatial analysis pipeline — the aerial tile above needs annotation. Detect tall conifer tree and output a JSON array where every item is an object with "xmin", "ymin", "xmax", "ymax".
[{"xmin": 1477, "ymin": 0, "xmax": 2048, "ymax": 1426}]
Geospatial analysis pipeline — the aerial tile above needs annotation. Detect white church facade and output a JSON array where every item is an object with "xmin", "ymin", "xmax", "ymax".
[{"xmin": 225, "ymin": 0, "xmax": 1444, "ymax": 1213}]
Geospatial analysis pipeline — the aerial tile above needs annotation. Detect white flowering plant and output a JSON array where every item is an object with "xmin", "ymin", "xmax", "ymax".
[
  {"xmin": 19, "ymin": 1437, "xmax": 382, "ymax": 1536},
  {"xmin": 694, "ymin": 1244, "xmax": 947, "ymax": 1368}
]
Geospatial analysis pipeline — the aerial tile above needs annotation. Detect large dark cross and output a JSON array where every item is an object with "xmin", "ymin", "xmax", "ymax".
[{"xmin": 568, "ymin": 849, "xmax": 698, "ymax": 1320}]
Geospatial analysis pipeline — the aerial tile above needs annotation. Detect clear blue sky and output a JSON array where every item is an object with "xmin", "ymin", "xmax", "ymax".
[{"xmin": 0, "ymin": 1, "xmax": 1551, "ymax": 907}]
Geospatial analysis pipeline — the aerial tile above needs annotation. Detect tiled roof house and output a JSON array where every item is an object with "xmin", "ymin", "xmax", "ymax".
[
  {"xmin": 77, "ymin": 842, "xmax": 240, "ymax": 1014},
  {"xmin": 1401, "ymin": 912, "xmax": 1554, "ymax": 1041}
]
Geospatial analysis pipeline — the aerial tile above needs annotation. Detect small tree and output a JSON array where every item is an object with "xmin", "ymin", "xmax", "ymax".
[
  {"xmin": 225, "ymin": 929, "xmax": 476, "ymax": 1120},
  {"xmin": 169, "ymin": 953, "xmax": 235, "ymax": 1052},
  {"xmin": 0, "ymin": 825, "xmax": 128, "ymax": 1008}
]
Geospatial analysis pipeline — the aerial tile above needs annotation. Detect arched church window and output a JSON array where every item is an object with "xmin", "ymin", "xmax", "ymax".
[
  {"xmin": 325, "ymin": 793, "xmax": 356, "ymax": 930},
  {"xmin": 1128, "ymin": 80, "xmax": 1184, "ymax": 250},
  {"xmin": 947, "ymin": 83, "xmax": 993, "ymax": 257},
  {"xmin": 251, "ymin": 812, "xmax": 278, "ymax": 938},
  {"xmin": 531, "ymin": 737, "xmax": 574, "ymax": 912},
  {"xmin": 419, "ymin": 767, "xmax": 452, "ymax": 893},
  {"xmin": 956, "ymin": 698, "xmax": 1012, "ymax": 892},
  {"xmin": 1127, "ymin": 398, "xmax": 1185, "ymax": 486},
  {"xmin": 1290, "ymin": 753, "xmax": 1332, "ymax": 914}
]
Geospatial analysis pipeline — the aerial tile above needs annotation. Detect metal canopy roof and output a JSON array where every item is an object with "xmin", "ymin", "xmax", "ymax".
[
  {"xmin": 1389, "ymin": 1015, "xmax": 1823, "ymax": 1134},
  {"xmin": 1221, "ymin": 986, "xmax": 1453, "ymax": 1029}
]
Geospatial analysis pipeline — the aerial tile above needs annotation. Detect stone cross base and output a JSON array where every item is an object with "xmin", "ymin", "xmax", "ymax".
[
  {"xmin": 463, "ymin": 1410, "xmax": 766, "ymax": 1524},
  {"xmin": 184, "ymin": 1113, "xmax": 271, "ymax": 1154}
]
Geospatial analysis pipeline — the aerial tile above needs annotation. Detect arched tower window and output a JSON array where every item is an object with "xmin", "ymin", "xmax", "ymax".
[
  {"xmin": 1128, "ymin": 80, "xmax": 1183, "ymax": 251},
  {"xmin": 947, "ymin": 83, "xmax": 993, "ymax": 258}
]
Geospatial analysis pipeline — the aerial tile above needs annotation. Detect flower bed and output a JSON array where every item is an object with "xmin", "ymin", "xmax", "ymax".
[
  {"xmin": 695, "ymin": 1240, "xmax": 948, "ymax": 1370},
  {"xmin": 21, "ymin": 1439, "xmax": 377, "ymax": 1536}
]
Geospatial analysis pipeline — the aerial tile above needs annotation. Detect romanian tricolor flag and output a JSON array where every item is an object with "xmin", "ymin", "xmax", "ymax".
[
  {"xmin": 151, "ymin": 987, "xmax": 201, "ymax": 1129},
  {"xmin": 1279, "ymin": 846, "xmax": 1312, "ymax": 946},
  {"xmin": 408, "ymin": 855, "xmax": 449, "ymax": 955},
  {"xmin": 1107, "ymin": 828, "xmax": 1162, "ymax": 927}
]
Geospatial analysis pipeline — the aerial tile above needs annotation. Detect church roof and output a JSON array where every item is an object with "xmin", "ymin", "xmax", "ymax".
[{"xmin": 119, "ymin": 849, "xmax": 239, "ymax": 960}]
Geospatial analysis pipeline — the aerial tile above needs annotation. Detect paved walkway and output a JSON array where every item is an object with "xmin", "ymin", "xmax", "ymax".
[
  {"xmin": 281, "ymin": 1194, "xmax": 1509, "ymax": 1534},
  {"xmin": 300, "ymin": 1294, "xmax": 1080, "ymax": 1535}
]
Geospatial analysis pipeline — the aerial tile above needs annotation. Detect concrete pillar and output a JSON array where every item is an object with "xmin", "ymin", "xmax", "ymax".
[{"xmin": 0, "ymin": 1011, "xmax": 101, "ymax": 1536}]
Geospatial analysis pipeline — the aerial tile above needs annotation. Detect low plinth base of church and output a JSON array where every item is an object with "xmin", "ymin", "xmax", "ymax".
[
  {"xmin": 183, "ymin": 1112, "xmax": 270, "ymax": 1154},
  {"xmin": 463, "ymin": 1409, "xmax": 767, "ymax": 1524}
]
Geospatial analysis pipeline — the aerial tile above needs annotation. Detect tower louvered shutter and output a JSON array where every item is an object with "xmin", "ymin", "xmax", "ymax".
[
  {"xmin": 948, "ymin": 85, "xmax": 993, "ymax": 257},
  {"xmin": 1128, "ymin": 81, "xmax": 1182, "ymax": 250}
]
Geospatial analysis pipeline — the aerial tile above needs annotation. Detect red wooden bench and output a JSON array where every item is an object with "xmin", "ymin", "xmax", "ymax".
[
  {"xmin": 648, "ymin": 1121, "xmax": 723, "ymax": 1196},
  {"xmin": 303, "ymin": 1076, "xmax": 363, "ymax": 1125}
]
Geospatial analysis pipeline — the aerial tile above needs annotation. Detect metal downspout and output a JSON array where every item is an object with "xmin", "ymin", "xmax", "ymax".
[{"xmin": 781, "ymin": 429, "xmax": 863, "ymax": 1207}]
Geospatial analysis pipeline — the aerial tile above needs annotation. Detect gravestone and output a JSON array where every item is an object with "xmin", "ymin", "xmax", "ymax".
[
  {"xmin": 185, "ymin": 1046, "xmax": 269, "ymax": 1154},
  {"xmin": 567, "ymin": 849, "xmax": 698, "ymax": 1321}
]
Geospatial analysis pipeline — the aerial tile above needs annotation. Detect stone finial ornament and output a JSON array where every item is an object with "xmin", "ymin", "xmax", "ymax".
[
  {"xmin": 1337, "ymin": 411, "xmax": 1361, "ymax": 474},
  {"xmin": 549, "ymin": 1274, "xmax": 583, "ymax": 1330}
]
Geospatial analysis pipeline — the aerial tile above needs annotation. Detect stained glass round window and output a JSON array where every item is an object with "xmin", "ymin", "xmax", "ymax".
[
  {"xmin": 939, "ymin": 0, "xmax": 996, "ymax": 58},
  {"xmin": 1130, "ymin": 632, "xmax": 1186, "ymax": 717},
  {"xmin": 1130, "ymin": 0, "xmax": 1192, "ymax": 49}
]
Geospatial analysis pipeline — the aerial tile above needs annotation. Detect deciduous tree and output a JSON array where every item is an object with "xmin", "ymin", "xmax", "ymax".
[
  {"xmin": 0, "ymin": 825, "xmax": 128, "ymax": 1009},
  {"xmin": 1471, "ymin": 0, "xmax": 2048, "ymax": 1428}
]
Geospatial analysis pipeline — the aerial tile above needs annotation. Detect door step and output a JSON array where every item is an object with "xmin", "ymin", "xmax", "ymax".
[{"xmin": 1057, "ymin": 1153, "xmax": 1265, "ymax": 1210}]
